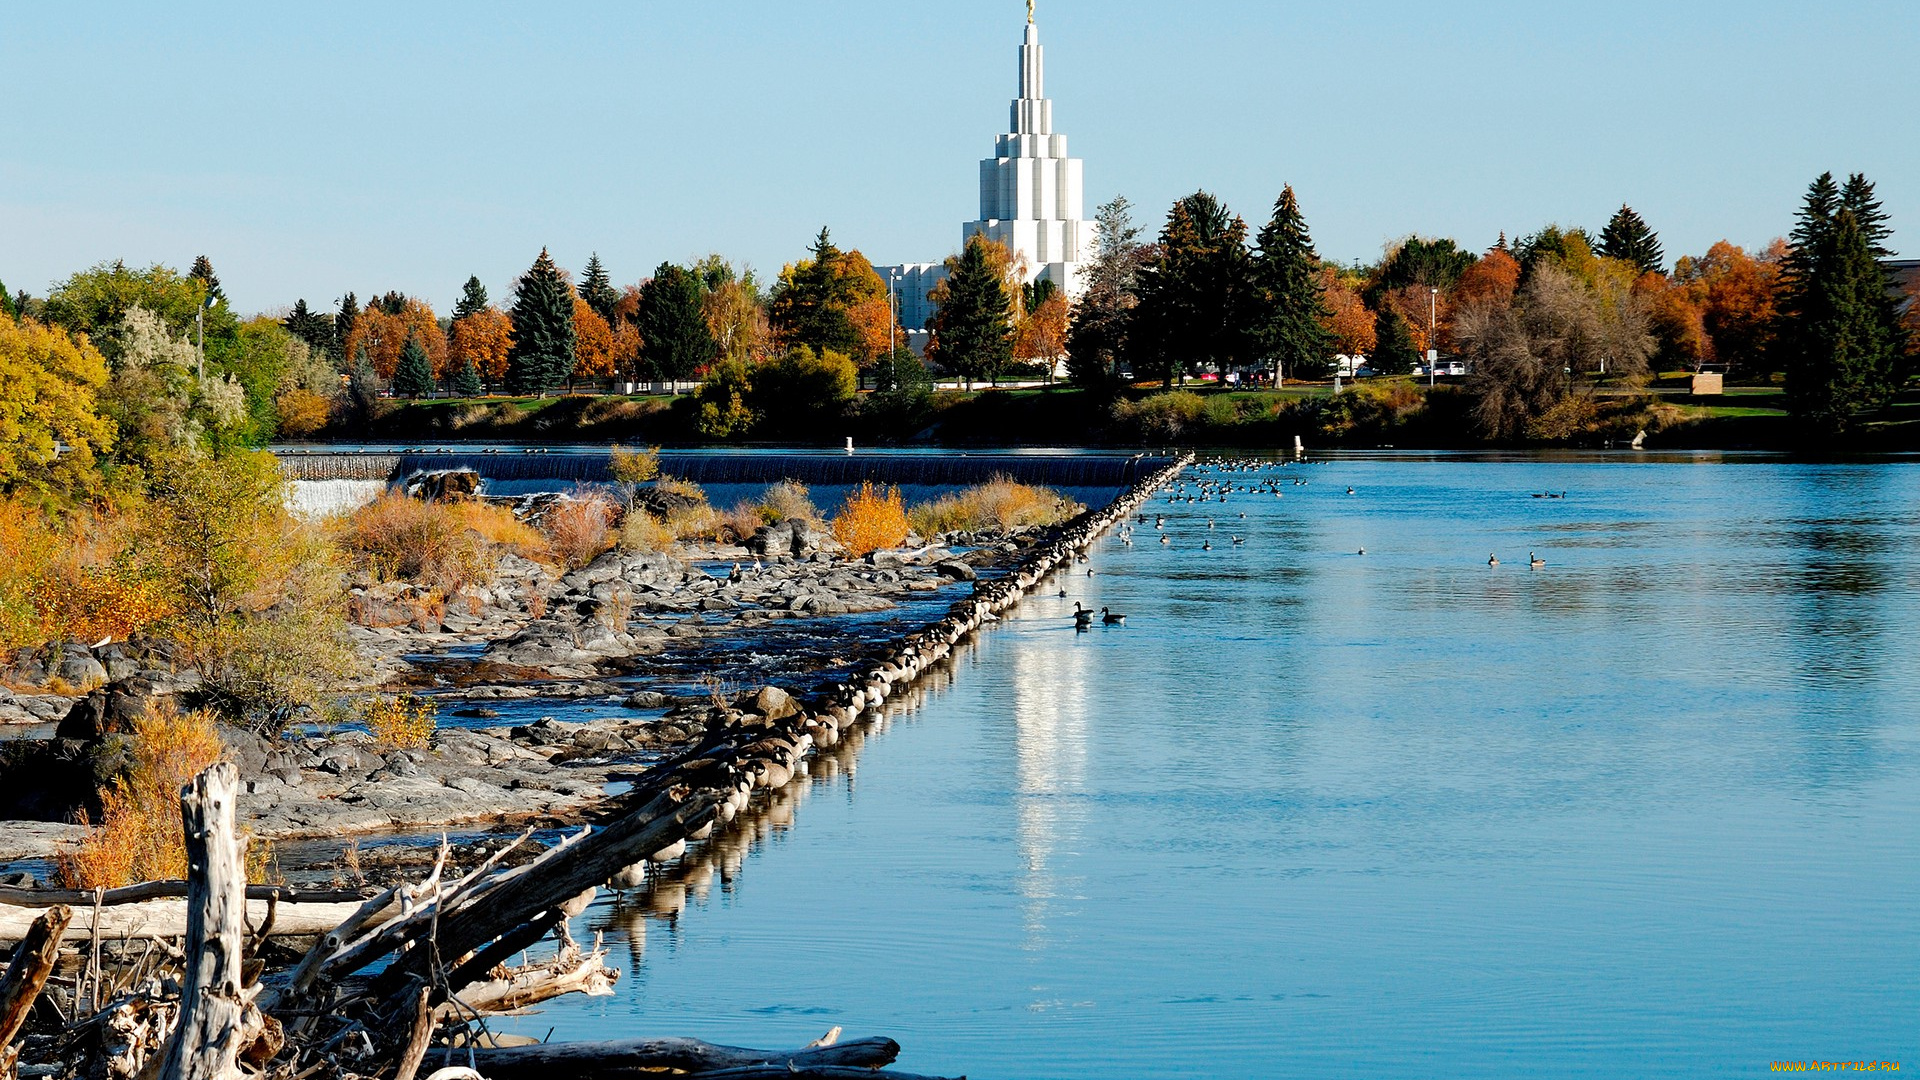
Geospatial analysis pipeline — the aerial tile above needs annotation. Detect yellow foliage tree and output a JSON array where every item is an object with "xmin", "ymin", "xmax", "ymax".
[
  {"xmin": 0, "ymin": 314, "xmax": 115, "ymax": 496},
  {"xmin": 831, "ymin": 481, "xmax": 908, "ymax": 557}
]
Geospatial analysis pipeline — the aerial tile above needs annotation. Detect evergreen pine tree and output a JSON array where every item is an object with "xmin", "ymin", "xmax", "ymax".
[
  {"xmin": 1130, "ymin": 192, "xmax": 1254, "ymax": 385},
  {"xmin": 928, "ymin": 235, "xmax": 1014, "ymax": 389},
  {"xmin": 283, "ymin": 299, "xmax": 334, "ymax": 355},
  {"xmin": 333, "ymin": 292, "xmax": 359, "ymax": 364},
  {"xmin": 506, "ymin": 248, "xmax": 576, "ymax": 395},
  {"xmin": 0, "ymin": 279, "xmax": 11, "ymax": 320},
  {"xmin": 392, "ymin": 333, "xmax": 436, "ymax": 398},
  {"xmin": 1783, "ymin": 208, "xmax": 1906, "ymax": 436},
  {"xmin": 1250, "ymin": 186, "xmax": 1333, "ymax": 379},
  {"xmin": 579, "ymin": 254, "xmax": 620, "ymax": 324},
  {"xmin": 634, "ymin": 262, "xmax": 716, "ymax": 381},
  {"xmin": 1839, "ymin": 173, "xmax": 1894, "ymax": 261},
  {"xmin": 1371, "ymin": 308, "xmax": 1420, "ymax": 375},
  {"xmin": 452, "ymin": 276, "xmax": 490, "ymax": 322},
  {"xmin": 451, "ymin": 355, "xmax": 486, "ymax": 397},
  {"xmin": 188, "ymin": 255, "xmax": 224, "ymax": 304},
  {"xmin": 1596, "ymin": 205, "xmax": 1665, "ymax": 274}
]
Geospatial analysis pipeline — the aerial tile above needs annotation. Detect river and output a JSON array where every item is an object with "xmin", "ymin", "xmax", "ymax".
[{"xmin": 488, "ymin": 452, "xmax": 1920, "ymax": 1078}]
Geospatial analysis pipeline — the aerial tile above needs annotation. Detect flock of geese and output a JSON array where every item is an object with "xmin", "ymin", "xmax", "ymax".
[{"xmin": 1061, "ymin": 457, "xmax": 1560, "ymax": 632}]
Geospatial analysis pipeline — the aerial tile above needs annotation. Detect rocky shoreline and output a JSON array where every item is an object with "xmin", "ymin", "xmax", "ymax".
[{"xmin": 0, "ymin": 487, "xmax": 1155, "ymax": 877}]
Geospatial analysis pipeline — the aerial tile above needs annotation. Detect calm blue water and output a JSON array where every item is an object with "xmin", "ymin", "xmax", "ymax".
[{"xmin": 499, "ymin": 453, "xmax": 1920, "ymax": 1078}]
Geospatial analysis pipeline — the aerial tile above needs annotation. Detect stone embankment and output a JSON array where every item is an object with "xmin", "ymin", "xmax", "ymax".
[{"xmin": 575, "ymin": 453, "xmax": 1191, "ymax": 890}]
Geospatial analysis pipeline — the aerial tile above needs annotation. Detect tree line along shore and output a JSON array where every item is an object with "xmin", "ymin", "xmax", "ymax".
[{"xmin": 3, "ymin": 172, "xmax": 1914, "ymax": 469}]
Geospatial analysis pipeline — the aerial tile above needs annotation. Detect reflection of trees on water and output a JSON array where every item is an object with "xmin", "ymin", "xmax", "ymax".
[{"xmin": 589, "ymin": 667, "xmax": 958, "ymax": 970}]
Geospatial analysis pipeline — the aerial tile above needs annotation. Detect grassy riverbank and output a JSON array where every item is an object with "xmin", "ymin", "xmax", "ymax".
[{"xmin": 318, "ymin": 378, "xmax": 1920, "ymax": 452}]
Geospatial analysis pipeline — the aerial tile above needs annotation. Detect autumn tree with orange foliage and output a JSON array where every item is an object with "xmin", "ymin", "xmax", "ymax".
[
  {"xmin": 1014, "ymin": 280, "xmax": 1069, "ymax": 369},
  {"xmin": 1671, "ymin": 239, "xmax": 1784, "ymax": 377},
  {"xmin": 1453, "ymin": 247, "xmax": 1521, "ymax": 312},
  {"xmin": 346, "ymin": 297, "xmax": 445, "ymax": 380},
  {"xmin": 449, "ymin": 306, "xmax": 513, "ymax": 382},
  {"xmin": 571, "ymin": 295, "xmax": 616, "ymax": 382},
  {"xmin": 1318, "ymin": 267, "xmax": 1376, "ymax": 358}
]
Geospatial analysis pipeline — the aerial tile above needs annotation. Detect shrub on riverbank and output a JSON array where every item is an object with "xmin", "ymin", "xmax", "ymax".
[
  {"xmin": 545, "ymin": 489, "xmax": 618, "ymax": 568},
  {"xmin": 908, "ymin": 477, "xmax": 1081, "ymax": 536},
  {"xmin": 339, "ymin": 493, "xmax": 496, "ymax": 593},
  {"xmin": 56, "ymin": 701, "xmax": 225, "ymax": 889},
  {"xmin": 362, "ymin": 693, "xmax": 437, "ymax": 750},
  {"xmin": 831, "ymin": 481, "xmax": 909, "ymax": 556}
]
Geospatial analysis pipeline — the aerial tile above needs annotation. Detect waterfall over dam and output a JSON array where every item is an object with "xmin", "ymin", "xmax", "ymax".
[{"xmin": 276, "ymin": 449, "xmax": 1175, "ymax": 489}]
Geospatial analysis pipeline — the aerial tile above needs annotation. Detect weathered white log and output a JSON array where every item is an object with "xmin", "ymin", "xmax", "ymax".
[
  {"xmin": 443, "ymin": 933, "xmax": 617, "ymax": 1015},
  {"xmin": 0, "ymin": 899, "xmax": 379, "ymax": 945},
  {"xmin": 159, "ymin": 762, "xmax": 247, "ymax": 1080}
]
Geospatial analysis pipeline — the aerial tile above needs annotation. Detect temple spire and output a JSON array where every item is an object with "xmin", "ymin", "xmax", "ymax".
[{"xmin": 1027, "ymin": 0, "xmax": 1034, "ymax": 24}]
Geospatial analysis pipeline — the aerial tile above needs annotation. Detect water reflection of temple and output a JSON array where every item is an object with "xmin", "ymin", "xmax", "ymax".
[{"xmin": 1010, "ymin": 615, "xmax": 1091, "ymax": 950}]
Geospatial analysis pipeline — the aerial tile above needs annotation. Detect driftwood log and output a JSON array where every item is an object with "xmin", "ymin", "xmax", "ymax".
[
  {"xmin": 465, "ymin": 1032, "xmax": 966, "ymax": 1080},
  {"xmin": 0, "ymin": 884, "xmax": 371, "ymax": 908},
  {"xmin": 0, "ymin": 899, "xmax": 383, "ymax": 945},
  {"xmin": 0, "ymin": 905, "xmax": 71, "ymax": 1074},
  {"xmin": 158, "ymin": 762, "xmax": 248, "ymax": 1080}
]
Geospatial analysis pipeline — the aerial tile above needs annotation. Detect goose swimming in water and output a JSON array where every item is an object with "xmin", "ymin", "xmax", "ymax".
[
  {"xmin": 1357, "ymin": 548, "xmax": 1367, "ymax": 556},
  {"xmin": 1488, "ymin": 553, "xmax": 1500, "ymax": 566},
  {"xmin": 1529, "ymin": 552, "xmax": 1546, "ymax": 568},
  {"xmin": 1202, "ymin": 540, "xmax": 1212, "ymax": 550},
  {"xmin": 1159, "ymin": 534, "xmax": 1171, "ymax": 544},
  {"xmin": 1231, "ymin": 536, "xmax": 1245, "ymax": 545},
  {"xmin": 1100, "ymin": 606, "xmax": 1126, "ymax": 625}
]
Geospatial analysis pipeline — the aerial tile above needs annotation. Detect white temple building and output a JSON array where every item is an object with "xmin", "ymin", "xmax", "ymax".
[
  {"xmin": 880, "ymin": 6, "xmax": 1090, "ymax": 345},
  {"xmin": 964, "ymin": 11, "xmax": 1090, "ymax": 297}
]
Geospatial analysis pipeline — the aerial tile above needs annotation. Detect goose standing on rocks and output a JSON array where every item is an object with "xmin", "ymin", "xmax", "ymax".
[{"xmin": 1100, "ymin": 606, "xmax": 1127, "ymax": 625}]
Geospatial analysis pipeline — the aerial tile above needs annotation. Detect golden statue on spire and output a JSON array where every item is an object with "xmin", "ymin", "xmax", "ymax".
[{"xmin": 1027, "ymin": 0, "xmax": 1034, "ymax": 23}]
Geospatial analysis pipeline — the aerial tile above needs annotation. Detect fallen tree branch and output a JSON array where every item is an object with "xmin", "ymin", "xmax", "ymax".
[
  {"xmin": 0, "ymin": 904, "xmax": 71, "ymax": 1070},
  {"xmin": 158, "ymin": 762, "xmax": 248, "ymax": 1080},
  {"xmin": 465, "ymin": 1034, "xmax": 903, "ymax": 1078},
  {"xmin": 0, "ymin": 884, "xmax": 373, "ymax": 908}
]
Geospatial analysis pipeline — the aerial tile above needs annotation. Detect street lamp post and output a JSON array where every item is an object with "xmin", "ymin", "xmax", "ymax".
[
  {"xmin": 887, "ymin": 269, "xmax": 900, "ymax": 391},
  {"xmin": 1428, "ymin": 287, "xmax": 1438, "ymax": 387}
]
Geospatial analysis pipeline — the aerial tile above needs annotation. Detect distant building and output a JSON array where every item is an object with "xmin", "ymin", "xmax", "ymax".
[
  {"xmin": 1888, "ymin": 259, "xmax": 1920, "ymax": 316},
  {"xmin": 878, "ymin": 7, "xmax": 1090, "ymax": 347}
]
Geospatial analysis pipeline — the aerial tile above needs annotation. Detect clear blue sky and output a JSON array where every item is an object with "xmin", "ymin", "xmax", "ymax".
[{"xmin": 5, "ymin": 0, "xmax": 1916, "ymax": 315}]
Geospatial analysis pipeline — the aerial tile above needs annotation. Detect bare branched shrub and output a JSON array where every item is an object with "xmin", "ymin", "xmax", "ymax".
[
  {"xmin": 758, "ymin": 481, "xmax": 819, "ymax": 524},
  {"xmin": 544, "ymin": 491, "xmax": 617, "ymax": 569}
]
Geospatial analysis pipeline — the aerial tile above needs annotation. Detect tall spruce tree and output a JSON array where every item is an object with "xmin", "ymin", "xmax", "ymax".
[
  {"xmin": 1130, "ymin": 192, "xmax": 1254, "ymax": 385},
  {"xmin": 392, "ymin": 332, "xmax": 436, "ymax": 398},
  {"xmin": 1371, "ymin": 308, "xmax": 1420, "ymax": 375},
  {"xmin": 452, "ymin": 276, "xmax": 489, "ymax": 321},
  {"xmin": 1840, "ymin": 173, "xmax": 1894, "ymax": 261},
  {"xmin": 283, "ymin": 299, "xmax": 333, "ymax": 355},
  {"xmin": 928, "ymin": 234, "xmax": 1014, "ymax": 389},
  {"xmin": 1782, "ymin": 204, "xmax": 1907, "ymax": 436},
  {"xmin": 579, "ymin": 254, "xmax": 620, "ymax": 325},
  {"xmin": 332, "ymin": 292, "xmax": 359, "ymax": 364},
  {"xmin": 506, "ymin": 248, "xmax": 576, "ymax": 395},
  {"xmin": 1596, "ymin": 205, "xmax": 1665, "ymax": 274},
  {"xmin": 1067, "ymin": 195, "xmax": 1146, "ymax": 391},
  {"xmin": 0, "ymin": 279, "xmax": 12, "ymax": 319},
  {"xmin": 450, "ymin": 355, "xmax": 486, "ymax": 397},
  {"xmin": 634, "ymin": 262, "xmax": 715, "ymax": 381},
  {"xmin": 1250, "ymin": 186, "xmax": 1333, "ymax": 379}
]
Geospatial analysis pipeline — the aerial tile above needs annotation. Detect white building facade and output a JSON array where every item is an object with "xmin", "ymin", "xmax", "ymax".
[
  {"xmin": 962, "ymin": 15, "xmax": 1090, "ymax": 297},
  {"xmin": 879, "ymin": 8, "xmax": 1090, "ymax": 342}
]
